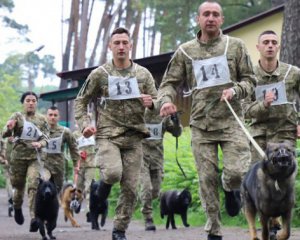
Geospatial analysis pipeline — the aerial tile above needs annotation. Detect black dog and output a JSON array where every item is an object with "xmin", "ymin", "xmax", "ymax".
[
  {"xmin": 35, "ymin": 176, "xmax": 59, "ymax": 240},
  {"xmin": 160, "ymin": 188, "xmax": 192, "ymax": 229},
  {"xmin": 241, "ymin": 141, "xmax": 297, "ymax": 240},
  {"xmin": 89, "ymin": 179, "xmax": 108, "ymax": 230}
]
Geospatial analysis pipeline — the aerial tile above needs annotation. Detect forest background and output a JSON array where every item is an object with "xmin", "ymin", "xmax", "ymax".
[{"xmin": 1, "ymin": 0, "xmax": 300, "ymax": 227}]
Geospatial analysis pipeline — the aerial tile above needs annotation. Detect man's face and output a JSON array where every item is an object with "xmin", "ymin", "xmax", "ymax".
[
  {"xmin": 109, "ymin": 33, "xmax": 132, "ymax": 62},
  {"xmin": 47, "ymin": 109, "xmax": 60, "ymax": 126},
  {"xmin": 23, "ymin": 95, "xmax": 37, "ymax": 113},
  {"xmin": 197, "ymin": 2, "xmax": 224, "ymax": 36},
  {"xmin": 256, "ymin": 34, "xmax": 280, "ymax": 60}
]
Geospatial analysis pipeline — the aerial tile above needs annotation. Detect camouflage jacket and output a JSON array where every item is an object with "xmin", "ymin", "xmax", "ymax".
[
  {"xmin": 157, "ymin": 30, "xmax": 256, "ymax": 131},
  {"xmin": 75, "ymin": 60, "xmax": 157, "ymax": 138},
  {"xmin": 73, "ymin": 130, "xmax": 97, "ymax": 167},
  {"xmin": 43, "ymin": 124, "xmax": 80, "ymax": 167},
  {"xmin": 243, "ymin": 61, "xmax": 300, "ymax": 137},
  {"xmin": 2, "ymin": 111, "xmax": 49, "ymax": 160},
  {"xmin": 142, "ymin": 108, "xmax": 182, "ymax": 169}
]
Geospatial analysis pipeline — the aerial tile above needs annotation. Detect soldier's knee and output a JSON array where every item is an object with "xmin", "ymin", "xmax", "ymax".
[{"xmin": 103, "ymin": 171, "xmax": 122, "ymax": 184}]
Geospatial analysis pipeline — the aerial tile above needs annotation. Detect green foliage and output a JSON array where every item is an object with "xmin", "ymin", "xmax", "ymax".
[
  {"xmin": 142, "ymin": 0, "xmax": 272, "ymax": 53},
  {"xmin": 0, "ymin": 165, "xmax": 6, "ymax": 188}
]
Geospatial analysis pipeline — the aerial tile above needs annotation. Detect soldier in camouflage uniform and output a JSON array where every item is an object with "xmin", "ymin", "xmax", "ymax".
[
  {"xmin": 156, "ymin": 2, "xmax": 256, "ymax": 240},
  {"xmin": 243, "ymin": 30, "xmax": 300, "ymax": 233},
  {"xmin": 42, "ymin": 106, "xmax": 80, "ymax": 193},
  {"xmin": 73, "ymin": 122, "xmax": 97, "ymax": 221},
  {"xmin": 2, "ymin": 91, "xmax": 49, "ymax": 232},
  {"xmin": 75, "ymin": 27, "xmax": 157, "ymax": 240},
  {"xmin": 140, "ymin": 108, "xmax": 182, "ymax": 231},
  {"xmin": 0, "ymin": 133, "xmax": 13, "ymax": 217},
  {"xmin": 244, "ymin": 30, "xmax": 300, "ymax": 162}
]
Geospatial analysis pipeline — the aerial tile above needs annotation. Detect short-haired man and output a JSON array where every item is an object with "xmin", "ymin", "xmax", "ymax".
[
  {"xmin": 244, "ymin": 30, "xmax": 300, "ymax": 161},
  {"xmin": 43, "ymin": 106, "xmax": 80, "ymax": 193},
  {"xmin": 243, "ymin": 30, "xmax": 300, "ymax": 232},
  {"xmin": 75, "ymin": 27, "xmax": 157, "ymax": 240},
  {"xmin": 156, "ymin": 1, "xmax": 256, "ymax": 239}
]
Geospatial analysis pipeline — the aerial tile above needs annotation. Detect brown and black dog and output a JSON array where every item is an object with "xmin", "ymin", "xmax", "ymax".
[
  {"xmin": 60, "ymin": 183, "xmax": 83, "ymax": 227},
  {"xmin": 241, "ymin": 141, "xmax": 297, "ymax": 240}
]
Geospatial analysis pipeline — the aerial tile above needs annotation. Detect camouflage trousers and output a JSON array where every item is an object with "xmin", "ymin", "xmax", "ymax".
[
  {"xmin": 250, "ymin": 130, "xmax": 297, "ymax": 164},
  {"xmin": 3, "ymin": 164, "xmax": 13, "ymax": 201},
  {"xmin": 77, "ymin": 165, "xmax": 97, "ymax": 209},
  {"xmin": 140, "ymin": 157, "xmax": 163, "ymax": 220},
  {"xmin": 96, "ymin": 133, "xmax": 143, "ymax": 231},
  {"xmin": 191, "ymin": 126, "xmax": 251, "ymax": 236},
  {"xmin": 44, "ymin": 159, "xmax": 64, "ymax": 193},
  {"xmin": 10, "ymin": 158, "xmax": 40, "ymax": 218}
]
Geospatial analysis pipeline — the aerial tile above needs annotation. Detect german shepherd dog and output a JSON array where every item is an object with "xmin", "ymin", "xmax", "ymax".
[
  {"xmin": 241, "ymin": 141, "xmax": 297, "ymax": 240},
  {"xmin": 35, "ymin": 176, "xmax": 59, "ymax": 240},
  {"xmin": 160, "ymin": 188, "xmax": 192, "ymax": 229},
  {"xmin": 60, "ymin": 183, "xmax": 83, "ymax": 227},
  {"xmin": 89, "ymin": 179, "xmax": 108, "ymax": 230}
]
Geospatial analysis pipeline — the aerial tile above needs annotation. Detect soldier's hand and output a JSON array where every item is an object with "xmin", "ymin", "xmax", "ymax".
[
  {"xmin": 32, "ymin": 142, "xmax": 42, "ymax": 149},
  {"xmin": 297, "ymin": 125, "xmax": 300, "ymax": 138},
  {"xmin": 160, "ymin": 103, "xmax": 177, "ymax": 117},
  {"xmin": 6, "ymin": 119, "xmax": 16, "ymax": 130},
  {"xmin": 263, "ymin": 90, "xmax": 275, "ymax": 108},
  {"xmin": 83, "ymin": 126, "xmax": 96, "ymax": 138},
  {"xmin": 221, "ymin": 88, "xmax": 235, "ymax": 101},
  {"xmin": 140, "ymin": 94, "xmax": 153, "ymax": 108}
]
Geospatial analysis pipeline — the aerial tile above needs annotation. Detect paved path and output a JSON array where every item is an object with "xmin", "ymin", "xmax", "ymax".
[{"xmin": 0, "ymin": 189, "xmax": 300, "ymax": 240}]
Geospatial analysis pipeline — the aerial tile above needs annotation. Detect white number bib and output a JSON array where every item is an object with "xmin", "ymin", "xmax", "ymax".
[
  {"xmin": 146, "ymin": 123, "xmax": 163, "ymax": 140},
  {"xmin": 77, "ymin": 135, "xmax": 95, "ymax": 148},
  {"xmin": 108, "ymin": 76, "xmax": 141, "ymax": 100},
  {"xmin": 193, "ymin": 55, "xmax": 231, "ymax": 89},
  {"xmin": 43, "ymin": 136, "xmax": 63, "ymax": 154},
  {"xmin": 20, "ymin": 118, "xmax": 43, "ymax": 141},
  {"xmin": 255, "ymin": 81, "xmax": 288, "ymax": 106}
]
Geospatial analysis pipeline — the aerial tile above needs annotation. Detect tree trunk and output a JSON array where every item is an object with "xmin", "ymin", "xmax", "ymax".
[
  {"xmin": 131, "ymin": 8, "xmax": 142, "ymax": 59},
  {"xmin": 125, "ymin": 0, "xmax": 132, "ymax": 29},
  {"xmin": 88, "ymin": 0, "xmax": 114, "ymax": 67},
  {"xmin": 280, "ymin": 0, "xmax": 300, "ymax": 67},
  {"xmin": 59, "ymin": 0, "xmax": 80, "ymax": 124},
  {"xmin": 75, "ymin": 0, "xmax": 91, "ymax": 69},
  {"xmin": 98, "ymin": 2, "xmax": 122, "ymax": 65}
]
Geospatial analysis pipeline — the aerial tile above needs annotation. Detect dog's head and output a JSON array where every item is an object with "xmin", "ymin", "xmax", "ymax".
[
  {"xmin": 37, "ymin": 176, "xmax": 57, "ymax": 201},
  {"xmin": 178, "ymin": 188, "xmax": 192, "ymax": 208},
  {"xmin": 265, "ymin": 141, "xmax": 296, "ymax": 176},
  {"xmin": 69, "ymin": 187, "xmax": 83, "ymax": 214}
]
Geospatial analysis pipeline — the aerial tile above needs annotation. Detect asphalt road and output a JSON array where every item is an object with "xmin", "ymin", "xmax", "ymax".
[{"xmin": 0, "ymin": 188, "xmax": 300, "ymax": 240}]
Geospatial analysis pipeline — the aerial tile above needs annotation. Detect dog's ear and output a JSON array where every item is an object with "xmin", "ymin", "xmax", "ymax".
[
  {"xmin": 49, "ymin": 174, "xmax": 55, "ymax": 183},
  {"xmin": 37, "ymin": 177, "xmax": 43, "ymax": 184},
  {"xmin": 77, "ymin": 189, "xmax": 82, "ymax": 194},
  {"xmin": 70, "ymin": 188, "xmax": 76, "ymax": 193}
]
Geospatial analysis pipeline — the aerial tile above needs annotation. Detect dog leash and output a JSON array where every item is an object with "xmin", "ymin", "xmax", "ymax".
[
  {"xmin": 35, "ymin": 147, "xmax": 45, "ymax": 179},
  {"xmin": 171, "ymin": 112, "xmax": 187, "ymax": 179},
  {"xmin": 73, "ymin": 158, "xmax": 81, "ymax": 188},
  {"xmin": 224, "ymin": 98, "xmax": 266, "ymax": 160}
]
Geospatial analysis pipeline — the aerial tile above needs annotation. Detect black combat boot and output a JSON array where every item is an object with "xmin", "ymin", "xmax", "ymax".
[
  {"xmin": 207, "ymin": 234, "xmax": 222, "ymax": 240},
  {"xmin": 145, "ymin": 218, "xmax": 156, "ymax": 231},
  {"xmin": 224, "ymin": 189, "xmax": 241, "ymax": 217},
  {"xmin": 29, "ymin": 218, "xmax": 39, "ymax": 232},
  {"xmin": 112, "ymin": 228, "xmax": 127, "ymax": 240},
  {"xmin": 86, "ymin": 211, "xmax": 91, "ymax": 222},
  {"xmin": 8, "ymin": 198, "xmax": 13, "ymax": 217},
  {"xmin": 14, "ymin": 208, "xmax": 24, "ymax": 225}
]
